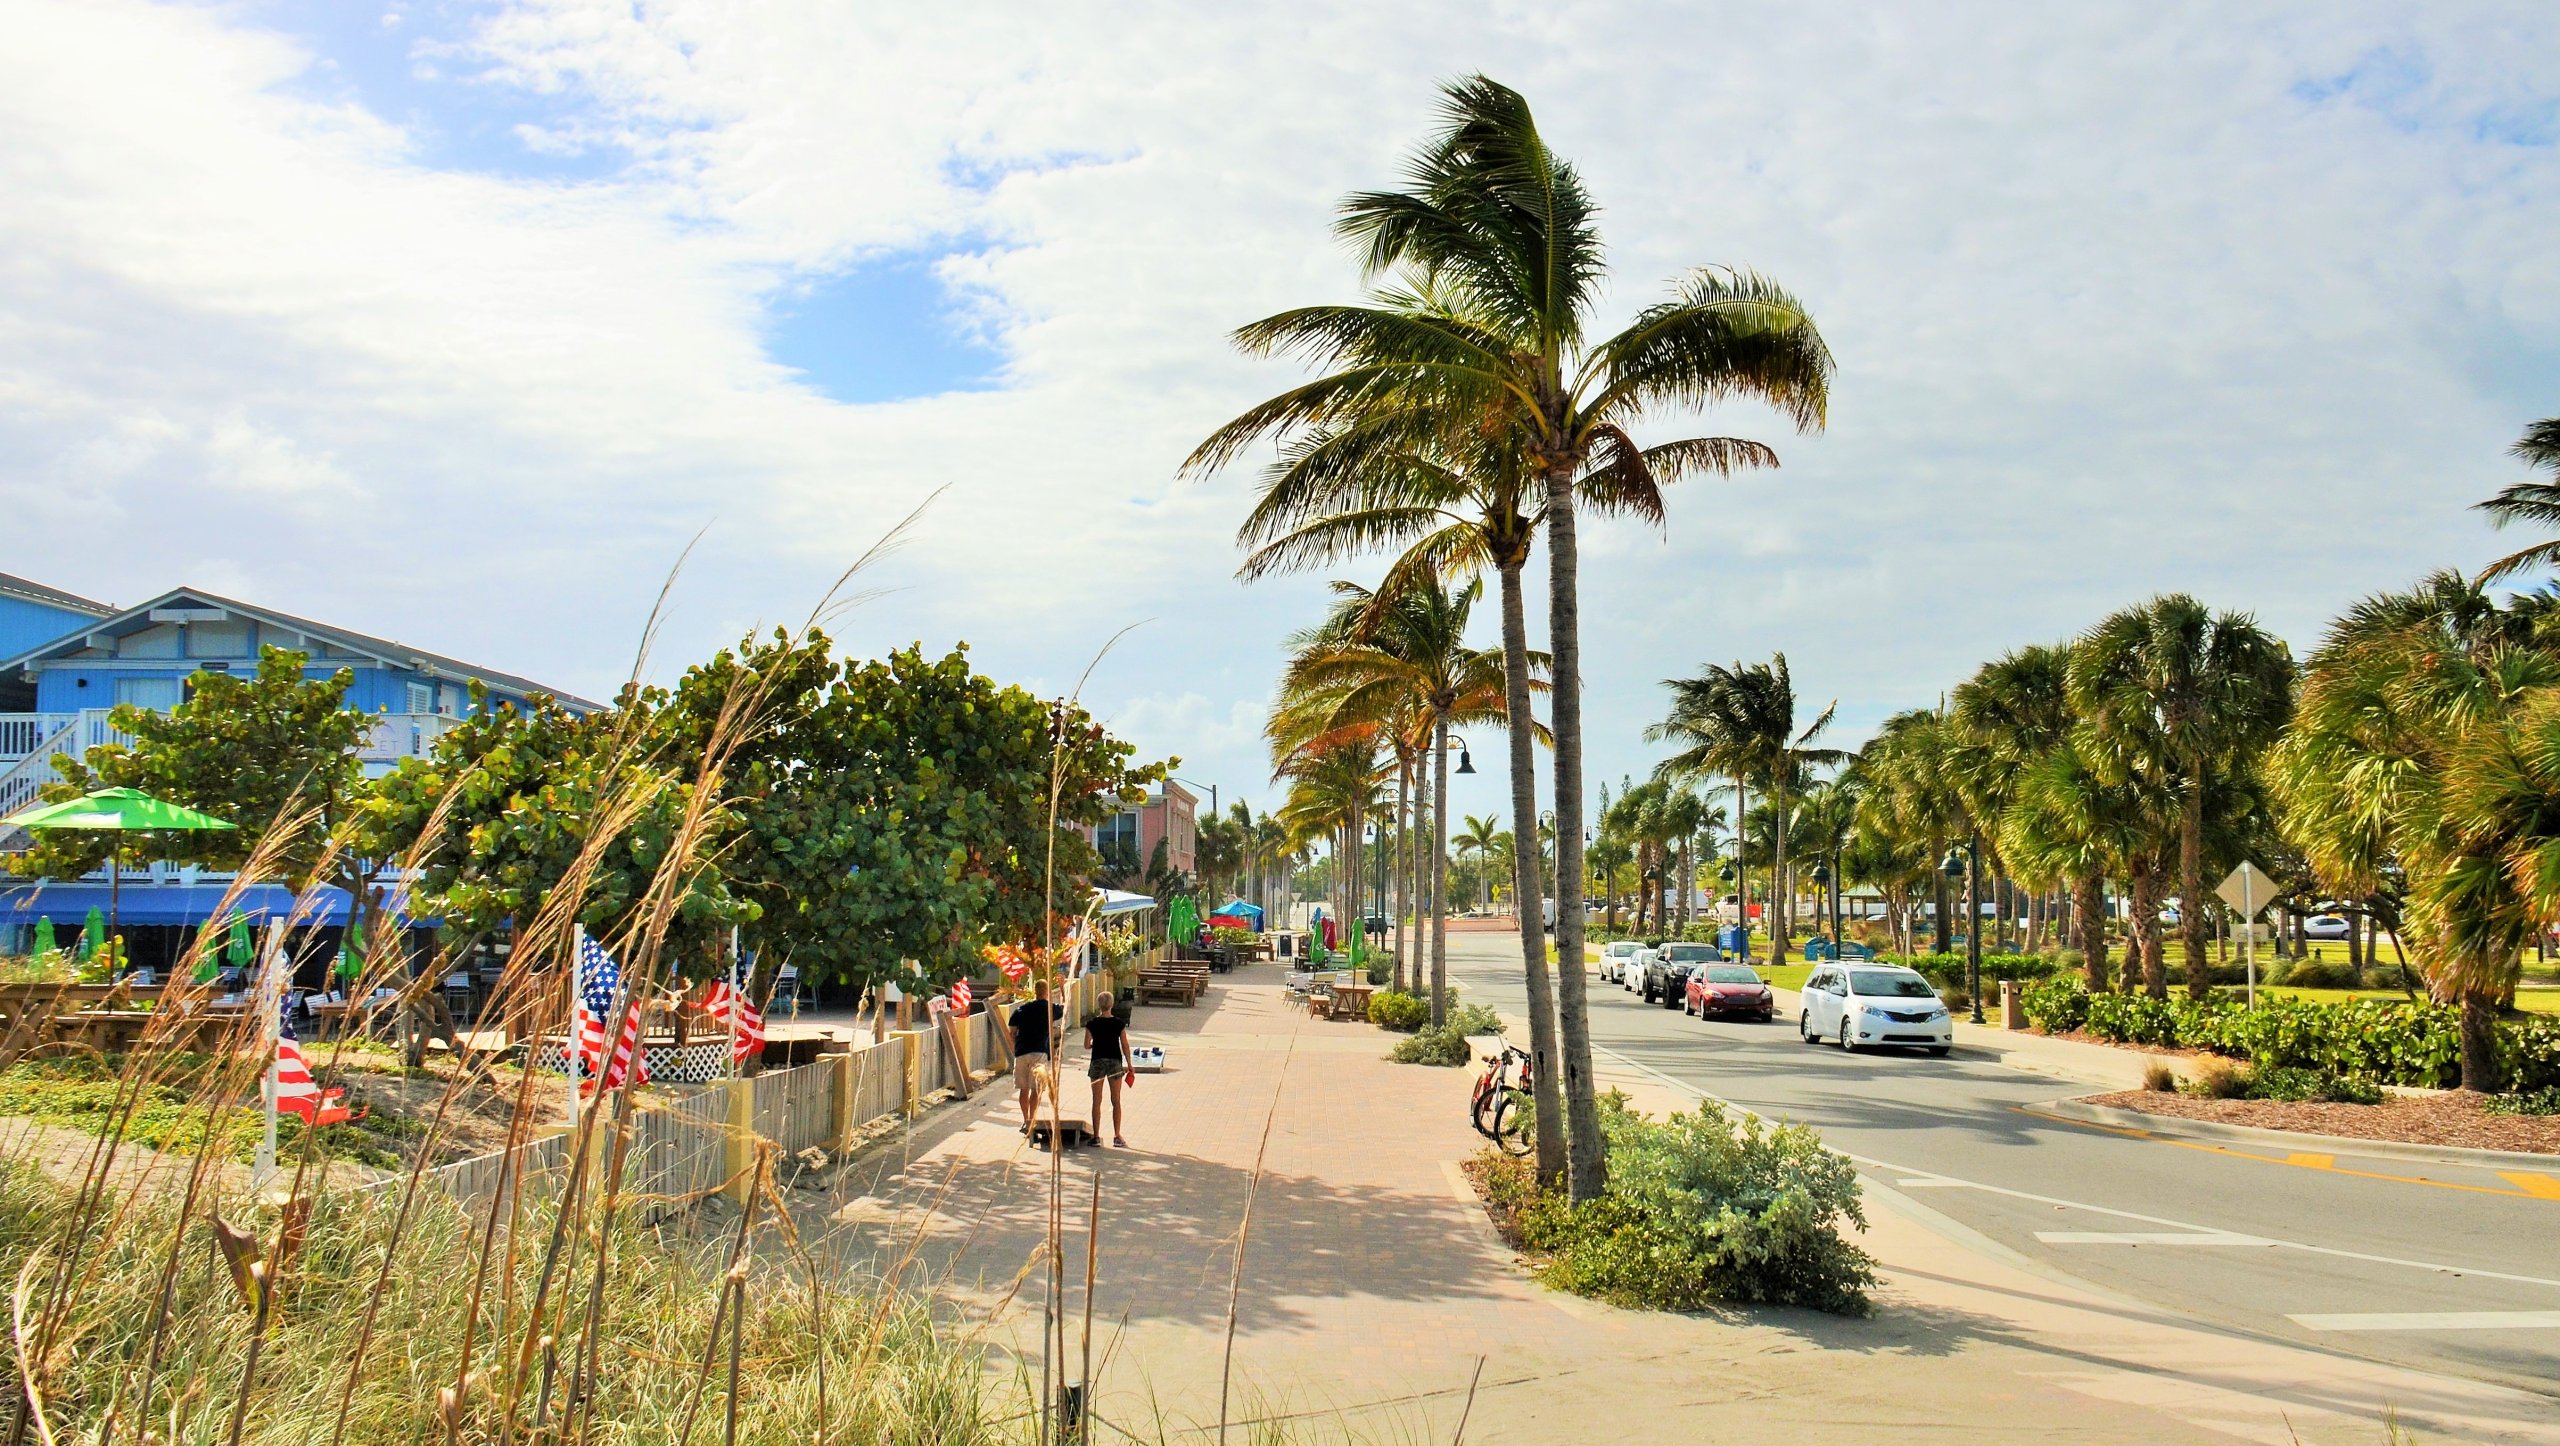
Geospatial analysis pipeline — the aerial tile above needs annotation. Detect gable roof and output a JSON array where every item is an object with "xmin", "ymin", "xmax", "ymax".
[
  {"xmin": 0, "ymin": 573, "xmax": 114, "ymax": 618},
  {"xmin": 1, "ymin": 585, "xmax": 601, "ymax": 711}
]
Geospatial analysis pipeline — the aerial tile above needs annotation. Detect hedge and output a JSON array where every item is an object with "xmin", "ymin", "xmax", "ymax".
[
  {"xmin": 1879, "ymin": 952, "xmax": 2068, "ymax": 991},
  {"xmin": 2018, "ymin": 978, "xmax": 2560, "ymax": 1093}
]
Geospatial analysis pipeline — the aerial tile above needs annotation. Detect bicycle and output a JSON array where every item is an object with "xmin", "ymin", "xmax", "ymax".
[{"xmin": 1468, "ymin": 1038, "xmax": 1535, "ymax": 1157}]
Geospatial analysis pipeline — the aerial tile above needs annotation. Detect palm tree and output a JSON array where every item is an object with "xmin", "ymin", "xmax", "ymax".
[
  {"xmin": 1195, "ymin": 77, "xmax": 1831, "ymax": 1203},
  {"xmin": 1278, "ymin": 573, "xmax": 1527, "ymax": 1022},
  {"xmin": 2270, "ymin": 571, "xmax": 2559, "ymax": 1090},
  {"xmin": 2473, "ymin": 415, "xmax": 2560, "ymax": 583},
  {"xmin": 1790, "ymin": 778, "xmax": 1858, "ymax": 944},
  {"xmin": 1854, "ymin": 709, "xmax": 1972, "ymax": 953},
  {"xmin": 1951, "ymin": 644, "xmax": 2076, "ymax": 954},
  {"xmin": 1652, "ymin": 654, "xmax": 1842, "ymax": 953},
  {"xmin": 1454, "ymin": 812, "xmax": 1503, "ymax": 914},
  {"xmin": 2002, "ymin": 732, "xmax": 2177, "ymax": 991},
  {"xmin": 2071, "ymin": 597, "xmax": 2295, "ymax": 999}
]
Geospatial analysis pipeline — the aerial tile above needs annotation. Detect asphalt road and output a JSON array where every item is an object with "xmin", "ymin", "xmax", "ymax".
[{"xmin": 1439, "ymin": 931, "xmax": 2560, "ymax": 1399}]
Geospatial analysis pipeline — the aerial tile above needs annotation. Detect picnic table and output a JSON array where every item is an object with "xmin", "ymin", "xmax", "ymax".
[{"xmin": 1324, "ymin": 982, "xmax": 1374, "ymax": 1019}]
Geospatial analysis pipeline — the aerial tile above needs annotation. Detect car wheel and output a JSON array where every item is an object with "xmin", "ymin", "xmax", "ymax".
[
  {"xmin": 1838, "ymin": 1018, "xmax": 1856, "ymax": 1052},
  {"xmin": 1799, "ymin": 1013, "xmax": 1818, "ymax": 1044}
]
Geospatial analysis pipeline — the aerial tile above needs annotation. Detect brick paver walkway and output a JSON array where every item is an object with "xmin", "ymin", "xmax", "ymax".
[{"xmin": 804, "ymin": 971, "xmax": 2560, "ymax": 1444}]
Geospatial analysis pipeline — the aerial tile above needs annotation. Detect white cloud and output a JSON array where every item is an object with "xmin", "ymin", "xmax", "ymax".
[{"xmin": 0, "ymin": 0, "xmax": 2554, "ymax": 810}]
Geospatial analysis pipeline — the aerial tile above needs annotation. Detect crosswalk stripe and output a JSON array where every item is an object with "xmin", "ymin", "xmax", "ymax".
[
  {"xmin": 2289, "ymin": 1311, "xmax": 2560, "ymax": 1332},
  {"xmin": 2036, "ymin": 1231, "xmax": 2267, "ymax": 1246}
]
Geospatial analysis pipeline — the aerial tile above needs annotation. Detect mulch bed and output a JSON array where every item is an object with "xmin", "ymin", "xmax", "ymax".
[{"xmin": 2086, "ymin": 1089, "xmax": 2560, "ymax": 1155}]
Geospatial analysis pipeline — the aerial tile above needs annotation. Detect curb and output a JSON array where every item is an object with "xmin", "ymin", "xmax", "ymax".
[{"xmin": 2035, "ymin": 1096, "xmax": 2560, "ymax": 1171}]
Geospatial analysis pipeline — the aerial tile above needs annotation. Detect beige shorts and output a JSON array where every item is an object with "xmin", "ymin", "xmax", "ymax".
[{"xmin": 1014, "ymin": 1053, "xmax": 1049, "ymax": 1091}]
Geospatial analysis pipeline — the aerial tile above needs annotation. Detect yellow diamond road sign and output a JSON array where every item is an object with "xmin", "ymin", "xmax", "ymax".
[{"xmin": 2216, "ymin": 861, "xmax": 2273, "ymax": 920}]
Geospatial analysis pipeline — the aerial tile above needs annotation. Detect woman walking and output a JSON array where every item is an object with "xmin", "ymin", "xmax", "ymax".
[{"xmin": 1085, "ymin": 992, "xmax": 1134, "ymax": 1148}]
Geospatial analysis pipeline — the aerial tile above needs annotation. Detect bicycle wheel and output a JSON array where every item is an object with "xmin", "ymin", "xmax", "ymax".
[
  {"xmin": 1491, "ymin": 1091, "xmax": 1534, "ymax": 1157},
  {"xmin": 1471, "ymin": 1075, "xmax": 1504, "ymax": 1137}
]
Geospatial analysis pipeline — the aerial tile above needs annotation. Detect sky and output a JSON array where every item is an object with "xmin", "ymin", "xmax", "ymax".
[{"xmin": 1, "ymin": 0, "xmax": 2556, "ymax": 832}]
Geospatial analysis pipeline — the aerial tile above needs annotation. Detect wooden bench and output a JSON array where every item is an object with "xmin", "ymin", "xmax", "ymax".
[{"xmin": 1134, "ymin": 964, "xmax": 1209, "ymax": 1006}]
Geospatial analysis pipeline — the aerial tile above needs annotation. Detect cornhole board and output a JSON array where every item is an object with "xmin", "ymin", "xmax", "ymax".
[
  {"xmin": 1129, "ymin": 1045, "xmax": 1167, "ymax": 1073},
  {"xmin": 1026, "ymin": 1117, "xmax": 1096, "ymax": 1151}
]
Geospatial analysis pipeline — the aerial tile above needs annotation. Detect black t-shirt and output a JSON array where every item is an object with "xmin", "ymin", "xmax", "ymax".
[
  {"xmin": 1086, "ymin": 1014, "xmax": 1129, "ymax": 1066},
  {"xmin": 1011, "ymin": 999, "xmax": 1061, "ymax": 1056}
]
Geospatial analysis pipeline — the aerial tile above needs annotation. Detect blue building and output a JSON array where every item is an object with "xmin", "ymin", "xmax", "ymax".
[{"xmin": 0, "ymin": 574, "xmax": 595, "ymax": 962}]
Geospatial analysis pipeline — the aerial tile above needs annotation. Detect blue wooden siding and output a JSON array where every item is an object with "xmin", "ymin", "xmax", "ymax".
[{"xmin": 0, "ymin": 595, "xmax": 97, "ymax": 663}]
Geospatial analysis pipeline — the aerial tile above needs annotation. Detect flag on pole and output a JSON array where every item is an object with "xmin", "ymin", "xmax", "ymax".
[
  {"xmin": 703, "ymin": 952, "xmax": 764, "ymax": 1062},
  {"xmin": 574, "ymin": 931, "xmax": 649, "ymax": 1091},
  {"xmin": 949, "ymin": 978, "xmax": 973, "ymax": 1015},
  {"xmin": 273, "ymin": 996, "xmax": 322, "ymax": 1118}
]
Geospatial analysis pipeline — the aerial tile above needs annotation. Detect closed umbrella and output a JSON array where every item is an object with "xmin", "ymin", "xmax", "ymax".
[
  {"xmin": 31, "ymin": 918, "xmax": 55, "ymax": 957},
  {"xmin": 2, "ymin": 788, "xmax": 238, "ymax": 962},
  {"xmin": 82, "ymin": 907, "xmax": 106, "ymax": 962}
]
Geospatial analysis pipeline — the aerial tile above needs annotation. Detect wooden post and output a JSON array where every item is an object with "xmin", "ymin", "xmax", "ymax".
[
  {"xmin": 941, "ymin": 1010, "xmax": 973, "ymax": 1099},
  {"xmin": 828, "ymin": 1050, "xmax": 854, "ymax": 1153},
  {"xmin": 724, "ymin": 1075, "xmax": 755, "ymax": 1206},
  {"xmin": 894, "ymin": 1029, "xmax": 922, "ymax": 1116}
]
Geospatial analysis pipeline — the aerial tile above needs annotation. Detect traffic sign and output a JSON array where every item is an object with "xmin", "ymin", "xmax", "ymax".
[{"xmin": 2216, "ymin": 861, "xmax": 2274, "ymax": 920}]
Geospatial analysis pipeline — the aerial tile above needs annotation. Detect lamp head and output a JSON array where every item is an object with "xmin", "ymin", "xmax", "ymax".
[
  {"xmin": 1456, "ymin": 748, "xmax": 1475, "ymax": 775},
  {"xmin": 1942, "ymin": 849, "xmax": 1966, "ymax": 879}
]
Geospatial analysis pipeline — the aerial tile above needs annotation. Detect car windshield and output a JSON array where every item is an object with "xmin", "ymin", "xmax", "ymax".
[
  {"xmin": 1605, "ymin": 942, "xmax": 1638, "ymax": 955},
  {"xmin": 1848, "ymin": 970, "xmax": 1936, "ymax": 998},
  {"xmin": 1663, "ymin": 945, "xmax": 1718, "ymax": 962},
  {"xmin": 1704, "ymin": 966, "xmax": 1761, "ymax": 984}
]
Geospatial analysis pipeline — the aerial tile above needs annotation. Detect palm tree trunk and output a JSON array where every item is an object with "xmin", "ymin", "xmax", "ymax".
[
  {"xmin": 1496, "ymin": 558, "xmax": 1566, "ymax": 1183},
  {"xmin": 2459, "ymin": 985, "xmax": 2502, "ymax": 1092},
  {"xmin": 1772, "ymin": 784, "xmax": 1790, "ymax": 959},
  {"xmin": 1431, "ymin": 714, "xmax": 1452, "ymax": 1027},
  {"xmin": 1395, "ymin": 757, "xmax": 1413, "ymax": 993},
  {"xmin": 2132, "ymin": 865, "xmax": 2168, "ymax": 999},
  {"xmin": 2075, "ymin": 870, "xmax": 2109, "ymax": 990},
  {"xmin": 1733, "ymin": 780, "xmax": 1750, "ymax": 949},
  {"xmin": 2180, "ymin": 768, "xmax": 2211, "ymax": 1000},
  {"xmin": 1543, "ymin": 470, "xmax": 1603, "ymax": 1203}
]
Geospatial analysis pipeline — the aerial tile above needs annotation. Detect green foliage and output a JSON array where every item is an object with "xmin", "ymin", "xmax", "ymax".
[
  {"xmin": 1443, "ymin": 1001, "xmax": 1502, "ymax": 1037},
  {"xmin": 363, "ymin": 689, "xmax": 744, "ymax": 967},
  {"xmin": 2485, "ymin": 1087, "xmax": 2560, "ymax": 1116},
  {"xmin": 0, "ymin": 1056, "xmax": 422, "ymax": 1171},
  {"xmin": 1365, "ymin": 988, "xmax": 1430, "ymax": 1031},
  {"xmin": 2245, "ymin": 1065, "xmax": 2383, "ymax": 1104},
  {"xmin": 1882, "ymin": 952, "xmax": 2066, "ymax": 990},
  {"xmin": 1386, "ymin": 1025, "xmax": 1473, "ymax": 1066},
  {"xmin": 15, "ymin": 647, "xmax": 370, "ymax": 889},
  {"xmin": 1486, "ymin": 1096, "xmax": 1874, "ymax": 1315},
  {"xmin": 2020, "ymin": 976, "xmax": 2560, "ymax": 1093},
  {"xmin": 2268, "ymin": 957, "xmax": 2356, "ymax": 989}
]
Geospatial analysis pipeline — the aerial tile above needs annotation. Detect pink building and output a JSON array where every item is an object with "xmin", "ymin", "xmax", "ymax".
[{"xmin": 1091, "ymin": 781, "xmax": 1198, "ymax": 878}]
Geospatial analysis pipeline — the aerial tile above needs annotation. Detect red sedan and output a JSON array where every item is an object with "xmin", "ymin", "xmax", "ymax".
[{"xmin": 1685, "ymin": 963, "xmax": 1776, "ymax": 1022}]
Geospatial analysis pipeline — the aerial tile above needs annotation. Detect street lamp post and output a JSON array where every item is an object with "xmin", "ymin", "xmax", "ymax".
[
  {"xmin": 1943, "ymin": 840, "xmax": 1985, "ymax": 1025},
  {"xmin": 1812, "ymin": 862, "xmax": 1833, "ymax": 956}
]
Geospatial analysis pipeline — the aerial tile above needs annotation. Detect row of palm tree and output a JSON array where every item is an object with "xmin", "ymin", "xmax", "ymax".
[
  {"xmin": 1197, "ymin": 77, "xmax": 1833, "ymax": 1199},
  {"xmin": 1592, "ymin": 778, "xmax": 1725, "ymax": 935},
  {"xmin": 1648, "ymin": 653, "xmax": 1844, "ymax": 947}
]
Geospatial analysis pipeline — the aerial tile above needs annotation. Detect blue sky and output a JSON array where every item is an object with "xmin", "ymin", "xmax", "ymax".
[{"xmin": 1, "ymin": 1, "xmax": 2557, "ymax": 827}]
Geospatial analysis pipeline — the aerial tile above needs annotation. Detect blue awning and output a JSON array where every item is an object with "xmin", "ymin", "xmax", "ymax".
[{"xmin": 0, "ymin": 880, "xmax": 419, "ymax": 929}]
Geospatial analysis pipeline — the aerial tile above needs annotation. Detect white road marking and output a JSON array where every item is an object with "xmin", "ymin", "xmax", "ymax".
[
  {"xmin": 2289, "ymin": 1311, "xmax": 2560, "ymax": 1332},
  {"xmin": 2037, "ymin": 1231, "xmax": 2270, "ymax": 1246},
  {"xmin": 1896, "ymin": 1177, "xmax": 1969, "ymax": 1187},
  {"xmin": 1586, "ymin": 1038, "xmax": 2560, "ymax": 1293}
]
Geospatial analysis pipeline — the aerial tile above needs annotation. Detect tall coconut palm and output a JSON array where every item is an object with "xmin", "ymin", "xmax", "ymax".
[
  {"xmin": 2002, "ymin": 732, "xmax": 2177, "ymax": 991},
  {"xmin": 2473, "ymin": 416, "xmax": 2560, "ymax": 584},
  {"xmin": 2071, "ymin": 597, "xmax": 2295, "ymax": 1000},
  {"xmin": 1854, "ymin": 709, "xmax": 1972, "ymax": 952},
  {"xmin": 1951, "ymin": 644, "xmax": 2077, "ymax": 954},
  {"xmin": 1454, "ymin": 812, "xmax": 1504, "ymax": 915},
  {"xmin": 1196, "ymin": 77, "xmax": 1831, "ymax": 1202},
  {"xmin": 1652, "ymin": 654, "xmax": 1841, "ymax": 952},
  {"xmin": 1278, "ymin": 573, "xmax": 1531, "ymax": 1022},
  {"xmin": 2272, "ymin": 570, "xmax": 2559, "ymax": 1089}
]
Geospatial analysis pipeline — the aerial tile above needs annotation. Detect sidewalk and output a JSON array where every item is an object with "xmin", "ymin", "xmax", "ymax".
[{"xmin": 807, "ymin": 973, "xmax": 2560, "ymax": 1443}]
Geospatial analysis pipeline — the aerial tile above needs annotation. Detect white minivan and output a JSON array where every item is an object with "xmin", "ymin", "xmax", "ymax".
[
  {"xmin": 1798, "ymin": 964, "xmax": 1953, "ymax": 1055},
  {"xmin": 1598, "ymin": 940, "xmax": 1644, "ymax": 984}
]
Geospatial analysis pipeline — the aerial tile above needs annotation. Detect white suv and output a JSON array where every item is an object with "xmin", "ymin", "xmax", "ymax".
[
  {"xmin": 1599, "ymin": 940, "xmax": 1644, "ymax": 984},
  {"xmin": 1798, "ymin": 964, "xmax": 1953, "ymax": 1055}
]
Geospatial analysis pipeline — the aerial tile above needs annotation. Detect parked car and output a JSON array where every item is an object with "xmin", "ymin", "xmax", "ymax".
[
  {"xmin": 2302, "ymin": 914, "xmax": 2350, "ymax": 941},
  {"xmin": 1686, "ymin": 962, "xmax": 1775, "ymax": 1021},
  {"xmin": 1622, "ymin": 943, "xmax": 1659, "ymax": 991},
  {"xmin": 1598, "ymin": 940, "xmax": 1645, "ymax": 984},
  {"xmin": 1642, "ymin": 941, "xmax": 1722, "ymax": 1006},
  {"xmin": 1797, "ymin": 963, "xmax": 1953, "ymax": 1055}
]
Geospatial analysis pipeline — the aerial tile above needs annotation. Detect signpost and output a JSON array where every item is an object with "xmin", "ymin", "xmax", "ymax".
[{"xmin": 2215, "ymin": 860, "xmax": 2275, "ymax": 1006}]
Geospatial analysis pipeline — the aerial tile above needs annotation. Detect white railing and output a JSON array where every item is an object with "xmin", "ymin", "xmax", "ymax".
[
  {"xmin": 358, "ymin": 713, "xmax": 465, "ymax": 765},
  {"xmin": 0, "ymin": 714, "xmax": 77, "ymax": 760},
  {"xmin": 0, "ymin": 715, "xmax": 86, "ymax": 819}
]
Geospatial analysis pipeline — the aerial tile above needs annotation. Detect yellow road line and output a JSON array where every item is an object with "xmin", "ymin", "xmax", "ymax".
[{"xmin": 2012, "ymin": 1107, "xmax": 2556, "ymax": 1202}]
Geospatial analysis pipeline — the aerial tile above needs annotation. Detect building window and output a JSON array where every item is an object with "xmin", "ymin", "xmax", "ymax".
[
  {"xmin": 405, "ymin": 682, "xmax": 433, "ymax": 714},
  {"xmin": 1095, "ymin": 811, "xmax": 1139, "ymax": 855},
  {"xmin": 113, "ymin": 677, "xmax": 182, "ymax": 713}
]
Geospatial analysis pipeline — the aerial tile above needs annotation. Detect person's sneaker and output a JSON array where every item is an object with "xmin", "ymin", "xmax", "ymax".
[{"xmin": 1112, "ymin": 1136, "xmax": 1128, "ymax": 1148}]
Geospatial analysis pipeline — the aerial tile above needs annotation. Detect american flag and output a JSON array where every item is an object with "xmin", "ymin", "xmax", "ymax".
[
  {"xmin": 575, "ymin": 931, "xmax": 649, "ymax": 1091},
  {"xmin": 704, "ymin": 951, "xmax": 764, "ymax": 1062},
  {"xmin": 273, "ymin": 997, "xmax": 321, "ymax": 1115},
  {"xmin": 949, "ymin": 978, "xmax": 973, "ymax": 1015}
]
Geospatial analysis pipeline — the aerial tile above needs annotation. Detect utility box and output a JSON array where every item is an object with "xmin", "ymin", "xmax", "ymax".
[{"xmin": 2000, "ymin": 980, "xmax": 2026, "ymax": 1030}]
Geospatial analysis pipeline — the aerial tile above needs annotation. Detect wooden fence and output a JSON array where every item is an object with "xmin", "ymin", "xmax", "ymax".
[{"xmin": 362, "ymin": 990, "xmax": 1096, "ymax": 1210}]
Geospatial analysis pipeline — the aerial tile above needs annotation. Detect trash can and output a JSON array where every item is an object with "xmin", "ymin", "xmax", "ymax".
[{"xmin": 2000, "ymin": 979, "xmax": 2025, "ymax": 1030}]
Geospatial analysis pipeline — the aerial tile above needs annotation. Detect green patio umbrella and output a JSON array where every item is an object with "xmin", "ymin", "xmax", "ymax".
[
  {"xmin": 2, "ymin": 788, "xmax": 238, "ymax": 960},
  {"xmin": 81, "ymin": 907, "xmax": 105, "ymax": 961},
  {"xmin": 31, "ymin": 917, "xmax": 56, "ymax": 958},
  {"xmin": 336, "ymin": 919, "xmax": 365, "ymax": 986},
  {"xmin": 1168, "ymin": 895, "xmax": 1201, "ymax": 949}
]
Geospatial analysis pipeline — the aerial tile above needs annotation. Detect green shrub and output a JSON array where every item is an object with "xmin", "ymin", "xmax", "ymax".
[
  {"xmin": 1882, "ymin": 952, "xmax": 2066, "ymax": 990},
  {"xmin": 2020, "ymin": 976, "xmax": 2091, "ymax": 1034},
  {"xmin": 2501, "ymin": 1015, "xmax": 2560, "ymax": 1094},
  {"xmin": 2182, "ymin": 1057, "xmax": 2252, "ymax": 1099},
  {"xmin": 1444, "ymin": 1002, "xmax": 1503, "ymax": 1036},
  {"xmin": 2245, "ymin": 1065, "xmax": 2382, "ymax": 1104},
  {"xmin": 1387, "ymin": 1024, "xmax": 1475, "ymax": 1066},
  {"xmin": 1495, "ymin": 1096, "xmax": 1875, "ymax": 1315},
  {"xmin": 2485, "ymin": 1087, "xmax": 2560, "ymax": 1117},
  {"xmin": 1366, "ymin": 989, "xmax": 1430, "ymax": 1031}
]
